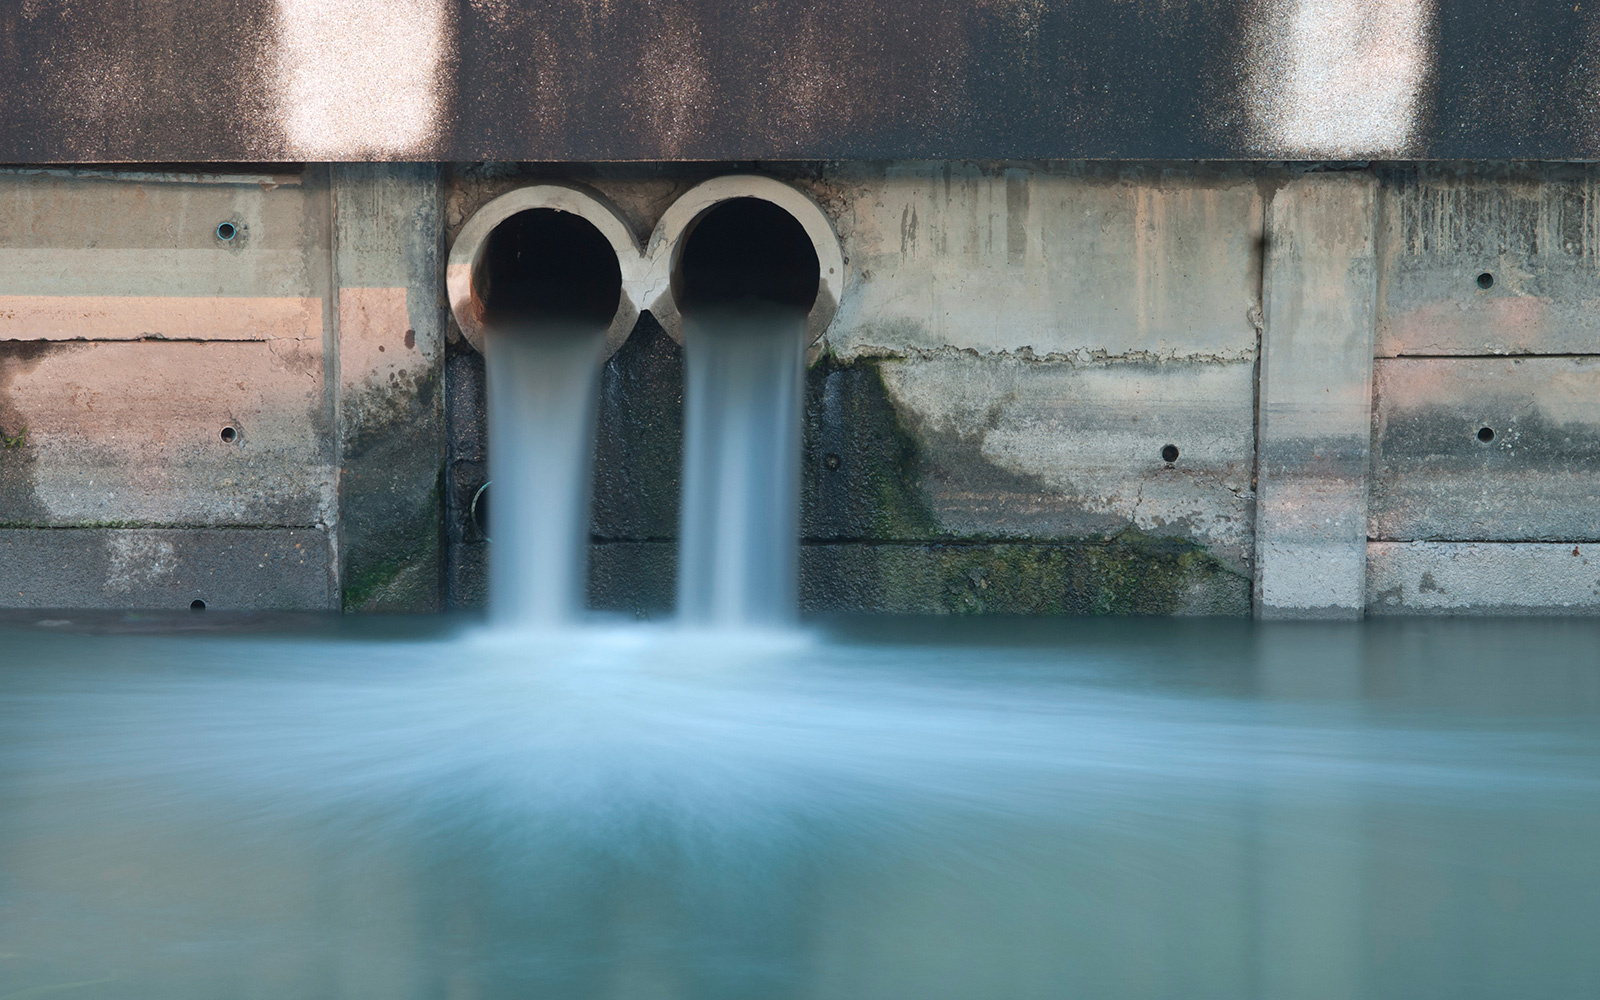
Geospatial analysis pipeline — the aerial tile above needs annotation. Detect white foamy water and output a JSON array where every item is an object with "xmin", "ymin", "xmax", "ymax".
[
  {"xmin": 485, "ymin": 323, "xmax": 608, "ymax": 625},
  {"xmin": 677, "ymin": 304, "xmax": 808, "ymax": 626}
]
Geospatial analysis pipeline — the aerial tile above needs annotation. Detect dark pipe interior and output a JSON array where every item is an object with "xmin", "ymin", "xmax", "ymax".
[
  {"xmin": 474, "ymin": 208, "xmax": 622, "ymax": 330},
  {"xmin": 676, "ymin": 198, "xmax": 820, "ymax": 314}
]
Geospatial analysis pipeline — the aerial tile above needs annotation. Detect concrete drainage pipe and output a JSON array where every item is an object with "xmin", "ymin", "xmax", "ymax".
[
  {"xmin": 645, "ymin": 175, "xmax": 846, "ymax": 362},
  {"xmin": 447, "ymin": 183, "xmax": 645, "ymax": 359}
]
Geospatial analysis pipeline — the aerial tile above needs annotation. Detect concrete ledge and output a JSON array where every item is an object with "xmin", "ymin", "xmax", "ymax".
[
  {"xmin": 1368, "ymin": 541, "xmax": 1600, "ymax": 615},
  {"xmin": 0, "ymin": 528, "xmax": 334, "ymax": 610}
]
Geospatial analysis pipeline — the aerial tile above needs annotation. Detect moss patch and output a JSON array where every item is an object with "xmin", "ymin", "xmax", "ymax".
[
  {"xmin": 341, "ymin": 370, "xmax": 445, "ymax": 613},
  {"xmin": 797, "ymin": 352, "xmax": 1248, "ymax": 615},
  {"xmin": 802, "ymin": 533, "xmax": 1249, "ymax": 616},
  {"xmin": 802, "ymin": 354, "xmax": 941, "ymax": 540}
]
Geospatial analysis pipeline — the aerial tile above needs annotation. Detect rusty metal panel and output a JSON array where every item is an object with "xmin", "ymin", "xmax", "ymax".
[
  {"xmin": 2, "ymin": 1, "xmax": 1599, "ymax": 161},
  {"xmin": 1369, "ymin": 357, "xmax": 1600, "ymax": 542}
]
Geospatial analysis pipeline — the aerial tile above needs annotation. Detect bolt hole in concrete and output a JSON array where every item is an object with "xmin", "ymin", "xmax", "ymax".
[
  {"xmin": 1161, "ymin": 443, "xmax": 1180, "ymax": 462},
  {"xmin": 476, "ymin": 209, "xmax": 620, "ymax": 624},
  {"xmin": 189, "ymin": 599, "xmax": 206, "ymax": 611},
  {"xmin": 1477, "ymin": 271, "xmax": 1494, "ymax": 289},
  {"xmin": 220, "ymin": 426, "xmax": 238, "ymax": 443},
  {"xmin": 1478, "ymin": 426, "xmax": 1496, "ymax": 443},
  {"xmin": 824, "ymin": 453, "xmax": 842, "ymax": 470},
  {"xmin": 674, "ymin": 198, "xmax": 820, "ymax": 625},
  {"xmin": 216, "ymin": 222, "xmax": 237, "ymax": 242}
]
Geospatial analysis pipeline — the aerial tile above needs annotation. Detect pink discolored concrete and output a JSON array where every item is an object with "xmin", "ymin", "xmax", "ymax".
[{"xmin": 0, "ymin": 294, "xmax": 324, "ymax": 342}]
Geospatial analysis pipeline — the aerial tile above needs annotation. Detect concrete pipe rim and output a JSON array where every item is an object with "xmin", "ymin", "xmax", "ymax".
[
  {"xmin": 447, "ymin": 183, "xmax": 646, "ymax": 360},
  {"xmin": 644, "ymin": 175, "xmax": 846, "ymax": 358}
]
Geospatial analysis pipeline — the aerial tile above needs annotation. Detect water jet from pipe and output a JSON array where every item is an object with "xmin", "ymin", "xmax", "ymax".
[
  {"xmin": 478, "ymin": 208, "xmax": 621, "ymax": 627},
  {"xmin": 674, "ymin": 197, "xmax": 820, "ymax": 627}
]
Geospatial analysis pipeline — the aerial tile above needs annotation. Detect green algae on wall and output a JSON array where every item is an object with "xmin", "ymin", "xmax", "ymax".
[
  {"xmin": 340, "ymin": 372, "xmax": 445, "ymax": 613},
  {"xmin": 802, "ymin": 534, "xmax": 1248, "ymax": 616},
  {"xmin": 799, "ymin": 355, "xmax": 1251, "ymax": 615}
]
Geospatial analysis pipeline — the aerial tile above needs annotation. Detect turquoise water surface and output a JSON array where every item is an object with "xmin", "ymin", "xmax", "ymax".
[{"xmin": 2, "ymin": 615, "xmax": 1597, "ymax": 999}]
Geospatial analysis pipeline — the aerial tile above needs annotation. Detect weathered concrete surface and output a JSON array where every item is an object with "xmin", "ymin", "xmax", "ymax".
[
  {"xmin": 591, "ymin": 318, "xmax": 685, "ymax": 543},
  {"xmin": 0, "ymin": 169, "xmax": 323, "ymax": 326},
  {"xmin": 1370, "ymin": 357, "xmax": 1600, "ymax": 542},
  {"xmin": 1377, "ymin": 165, "xmax": 1600, "ymax": 357},
  {"xmin": 443, "ymin": 349, "xmax": 489, "ymax": 611},
  {"xmin": 589, "ymin": 541, "xmax": 676, "ymax": 617},
  {"xmin": 333, "ymin": 164, "xmax": 446, "ymax": 612},
  {"xmin": 819, "ymin": 162, "xmax": 1264, "ymax": 361},
  {"xmin": 801, "ymin": 541, "xmax": 1249, "ymax": 615},
  {"xmin": 437, "ymin": 164, "xmax": 1261, "ymax": 614},
  {"xmin": 1368, "ymin": 542, "xmax": 1600, "ymax": 615},
  {"xmin": 0, "ymin": 528, "xmax": 332, "ymax": 610},
  {"xmin": 582, "ymin": 538, "xmax": 1251, "ymax": 617},
  {"xmin": 867, "ymin": 355, "xmax": 1256, "ymax": 568},
  {"xmin": 0, "ymin": 340, "xmax": 333, "ymax": 527},
  {"xmin": 0, "ymin": 169, "xmax": 341, "ymax": 611},
  {"xmin": 20, "ymin": 161, "xmax": 1600, "ymax": 617},
  {"xmin": 1254, "ymin": 174, "xmax": 1378, "ymax": 619}
]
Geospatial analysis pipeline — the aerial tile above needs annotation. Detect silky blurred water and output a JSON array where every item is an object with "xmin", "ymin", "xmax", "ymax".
[
  {"xmin": 677, "ymin": 305, "xmax": 807, "ymax": 626},
  {"xmin": 485, "ymin": 323, "xmax": 608, "ymax": 626},
  {"xmin": 1, "ymin": 614, "xmax": 1597, "ymax": 1000}
]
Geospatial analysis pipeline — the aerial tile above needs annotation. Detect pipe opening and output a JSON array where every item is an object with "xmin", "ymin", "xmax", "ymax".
[
  {"xmin": 474, "ymin": 209, "xmax": 622, "ymax": 332},
  {"xmin": 676, "ymin": 198, "xmax": 820, "ymax": 315}
]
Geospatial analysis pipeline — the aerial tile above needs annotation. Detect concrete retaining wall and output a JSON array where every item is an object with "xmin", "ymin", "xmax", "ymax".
[
  {"xmin": 0, "ymin": 166, "xmax": 444, "ymax": 611},
  {"xmin": 3, "ymin": 162, "xmax": 1598, "ymax": 615}
]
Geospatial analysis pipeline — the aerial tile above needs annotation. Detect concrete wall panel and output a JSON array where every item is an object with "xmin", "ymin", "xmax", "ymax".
[
  {"xmin": 332, "ymin": 164, "xmax": 445, "ymax": 611},
  {"xmin": 874, "ymin": 354, "xmax": 1257, "ymax": 569},
  {"xmin": 1370, "ymin": 357, "xmax": 1600, "ymax": 541},
  {"xmin": 1368, "ymin": 541, "xmax": 1600, "ymax": 615},
  {"xmin": 0, "ymin": 527, "xmax": 333, "ymax": 610},
  {"xmin": 1377, "ymin": 167, "xmax": 1600, "ymax": 357},
  {"xmin": 821, "ymin": 163, "xmax": 1264, "ymax": 361},
  {"xmin": 1254, "ymin": 174, "xmax": 1378, "ymax": 618},
  {"xmin": 0, "ymin": 340, "xmax": 333, "ymax": 527},
  {"xmin": 0, "ymin": 170, "xmax": 325, "ymax": 336}
]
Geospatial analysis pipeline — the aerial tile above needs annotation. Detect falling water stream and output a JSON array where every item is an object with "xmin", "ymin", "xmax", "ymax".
[
  {"xmin": 672, "ymin": 196, "xmax": 819, "ymax": 626},
  {"xmin": 677, "ymin": 303, "xmax": 807, "ymax": 626},
  {"xmin": 485, "ymin": 322, "xmax": 607, "ymax": 625},
  {"xmin": 474, "ymin": 205, "xmax": 620, "ymax": 627}
]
